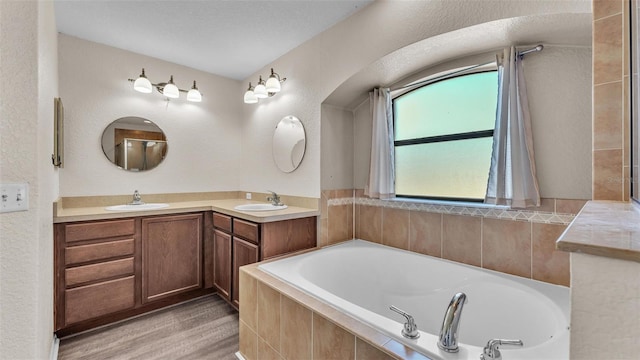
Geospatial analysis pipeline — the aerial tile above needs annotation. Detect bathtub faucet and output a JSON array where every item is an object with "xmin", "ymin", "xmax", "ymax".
[
  {"xmin": 438, "ymin": 292, "xmax": 467, "ymax": 353},
  {"xmin": 480, "ymin": 339, "xmax": 524, "ymax": 360},
  {"xmin": 389, "ymin": 305, "xmax": 420, "ymax": 339}
]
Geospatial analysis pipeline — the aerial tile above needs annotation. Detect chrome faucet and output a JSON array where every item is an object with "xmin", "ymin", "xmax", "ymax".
[
  {"xmin": 266, "ymin": 190, "xmax": 283, "ymax": 206},
  {"xmin": 389, "ymin": 305, "xmax": 420, "ymax": 339},
  {"xmin": 130, "ymin": 190, "xmax": 144, "ymax": 205},
  {"xmin": 438, "ymin": 292, "xmax": 467, "ymax": 352},
  {"xmin": 480, "ymin": 339, "xmax": 524, "ymax": 360}
]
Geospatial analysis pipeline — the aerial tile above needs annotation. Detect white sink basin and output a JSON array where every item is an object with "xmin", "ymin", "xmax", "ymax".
[
  {"xmin": 105, "ymin": 203, "xmax": 170, "ymax": 211},
  {"xmin": 234, "ymin": 204, "xmax": 288, "ymax": 212}
]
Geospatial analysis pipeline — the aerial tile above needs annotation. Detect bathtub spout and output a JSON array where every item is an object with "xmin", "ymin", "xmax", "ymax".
[{"xmin": 438, "ymin": 292, "xmax": 467, "ymax": 353}]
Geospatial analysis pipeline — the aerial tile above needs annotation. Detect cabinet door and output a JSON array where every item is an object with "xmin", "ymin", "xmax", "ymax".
[
  {"xmin": 213, "ymin": 229, "xmax": 232, "ymax": 300},
  {"xmin": 232, "ymin": 237, "xmax": 259, "ymax": 308},
  {"xmin": 142, "ymin": 214, "xmax": 203, "ymax": 303}
]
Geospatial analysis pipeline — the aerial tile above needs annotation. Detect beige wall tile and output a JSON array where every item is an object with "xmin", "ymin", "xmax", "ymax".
[
  {"xmin": 356, "ymin": 338, "xmax": 395, "ymax": 360},
  {"xmin": 240, "ymin": 270, "xmax": 258, "ymax": 331},
  {"xmin": 382, "ymin": 208, "xmax": 409, "ymax": 250},
  {"xmin": 532, "ymin": 223, "xmax": 570, "ymax": 286},
  {"xmin": 334, "ymin": 189, "xmax": 354, "ymax": 198},
  {"xmin": 240, "ymin": 320, "xmax": 258, "ymax": 360},
  {"xmin": 482, "ymin": 218, "xmax": 532, "ymax": 278},
  {"xmin": 281, "ymin": 296, "xmax": 312, "ymax": 360},
  {"xmin": 442, "ymin": 215, "xmax": 481, "ymax": 267},
  {"xmin": 555, "ymin": 199, "xmax": 587, "ymax": 214},
  {"xmin": 594, "ymin": 81, "xmax": 623, "ymax": 150},
  {"xmin": 258, "ymin": 338, "xmax": 281, "ymax": 360},
  {"xmin": 593, "ymin": 149, "xmax": 624, "ymax": 200},
  {"xmin": 320, "ymin": 218, "xmax": 328, "ymax": 247},
  {"xmin": 355, "ymin": 189, "xmax": 365, "ymax": 198},
  {"xmin": 329, "ymin": 204, "xmax": 352, "ymax": 245},
  {"xmin": 511, "ymin": 197, "xmax": 555, "ymax": 212},
  {"xmin": 313, "ymin": 313, "xmax": 355, "ymax": 360},
  {"xmin": 382, "ymin": 340, "xmax": 432, "ymax": 360},
  {"xmin": 593, "ymin": 0, "xmax": 624, "ymax": 20},
  {"xmin": 321, "ymin": 191, "xmax": 328, "ymax": 220},
  {"xmin": 358, "ymin": 205, "xmax": 382, "ymax": 243},
  {"xmin": 355, "ymin": 204, "xmax": 361, "ymax": 239},
  {"xmin": 594, "ymin": 14, "xmax": 623, "ymax": 85},
  {"xmin": 409, "ymin": 211, "xmax": 442, "ymax": 257},
  {"xmin": 625, "ymin": 2, "xmax": 630, "ymax": 77},
  {"xmin": 257, "ymin": 282, "xmax": 281, "ymax": 352}
]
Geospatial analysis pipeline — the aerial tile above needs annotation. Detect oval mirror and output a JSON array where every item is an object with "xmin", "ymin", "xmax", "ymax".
[
  {"xmin": 101, "ymin": 116, "xmax": 168, "ymax": 171},
  {"xmin": 272, "ymin": 115, "xmax": 306, "ymax": 173}
]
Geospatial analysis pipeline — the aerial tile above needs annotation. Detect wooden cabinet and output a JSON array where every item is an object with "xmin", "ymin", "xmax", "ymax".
[
  {"xmin": 55, "ymin": 219, "xmax": 137, "ymax": 331},
  {"xmin": 141, "ymin": 213, "xmax": 203, "ymax": 303},
  {"xmin": 213, "ymin": 229, "xmax": 232, "ymax": 300},
  {"xmin": 232, "ymin": 238, "xmax": 259, "ymax": 307},
  {"xmin": 211, "ymin": 212, "xmax": 317, "ymax": 309},
  {"xmin": 55, "ymin": 212, "xmax": 211, "ymax": 336}
]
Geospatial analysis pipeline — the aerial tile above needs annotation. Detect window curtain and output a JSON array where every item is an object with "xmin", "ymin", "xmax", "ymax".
[
  {"xmin": 485, "ymin": 46, "xmax": 541, "ymax": 208},
  {"xmin": 365, "ymin": 87, "xmax": 395, "ymax": 199}
]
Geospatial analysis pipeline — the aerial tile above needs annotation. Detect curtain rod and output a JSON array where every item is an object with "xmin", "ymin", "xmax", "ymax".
[{"xmin": 391, "ymin": 44, "xmax": 544, "ymax": 92}]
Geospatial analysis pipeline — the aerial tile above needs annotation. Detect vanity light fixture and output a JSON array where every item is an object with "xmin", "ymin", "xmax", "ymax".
[
  {"xmin": 128, "ymin": 68, "xmax": 202, "ymax": 102},
  {"xmin": 243, "ymin": 68, "xmax": 286, "ymax": 104}
]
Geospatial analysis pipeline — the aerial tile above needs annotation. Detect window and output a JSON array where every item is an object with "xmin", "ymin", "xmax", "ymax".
[{"xmin": 393, "ymin": 71, "xmax": 498, "ymax": 201}]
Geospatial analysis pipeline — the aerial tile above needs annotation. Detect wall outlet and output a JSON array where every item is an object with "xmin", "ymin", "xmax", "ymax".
[
  {"xmin": 245, "ymin": 192, "xmax": 252, "ymax": 200},
  {"xmin": 1, "ymin": 183, "xmax": 29, "ymax": 213}
]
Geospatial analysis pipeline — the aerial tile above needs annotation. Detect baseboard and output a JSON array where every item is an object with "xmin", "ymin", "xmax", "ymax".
[
  {"xmin": 50, "ymin": 334, "xmax": 60, "ymax": 360},
  {"xmin": 235, "ymin": 351, "xmax": 246, "ymax": 360}
]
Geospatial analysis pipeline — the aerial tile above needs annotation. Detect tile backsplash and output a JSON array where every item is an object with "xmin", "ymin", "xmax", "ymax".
[{"xmin": 321, "ymin": 189, "xmax": 586, "ymax": 287}]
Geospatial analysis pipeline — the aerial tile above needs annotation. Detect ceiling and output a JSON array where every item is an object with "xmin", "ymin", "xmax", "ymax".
[{"xmin": 54, "ymin": 0, "xmax": 373, "ymax": 80}]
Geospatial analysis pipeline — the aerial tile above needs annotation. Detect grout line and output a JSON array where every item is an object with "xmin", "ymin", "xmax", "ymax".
[
  {"xmin": 593, "ymin": 11, "xmax": 624, "ymax": 23},
  {"xmin": 594, "ymin": 79, "xmax": 623, "ymax": 87}
]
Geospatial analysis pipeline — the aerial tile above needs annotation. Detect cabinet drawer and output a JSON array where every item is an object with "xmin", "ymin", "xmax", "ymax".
[
  {"xmin": 65, "ymin": 257, "xmax": 134, "ymax": 287},
  {"xmin": 64, "ymin": 219, "xmax": 135, "ymax": 243},
  {"xmin": 65, "ymin": 239, "xmax": 134, "ymax": 265},
  {"xmin": 233, "ymin": 218, "xmax": 259, "ymax": 243},
  {"xmin": 65, "ymin": 276, "xmax": 135, "ymax": 324},
  {"xmin": 212, "ymin": 213, "xmax": 232, "ymax": 232}
]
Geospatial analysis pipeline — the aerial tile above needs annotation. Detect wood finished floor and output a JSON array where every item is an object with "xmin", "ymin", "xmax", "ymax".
[{"xmin": 58, "ymin": 295, "xmax": 239, "ymax": 360}]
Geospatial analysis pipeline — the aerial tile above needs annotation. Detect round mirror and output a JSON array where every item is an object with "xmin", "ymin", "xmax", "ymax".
[
  {"xmin": 272, "ymin": 115, "xmax": 306, "ymax": 173},
  {"xmin": 101, "ymin": 116, "xmax": 168, "ymax": 171}
]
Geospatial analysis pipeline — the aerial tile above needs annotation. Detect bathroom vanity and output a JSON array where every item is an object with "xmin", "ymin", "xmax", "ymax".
[{"xmin": 53, "ymin": 197, "xmax": 318, "ymax": 336}]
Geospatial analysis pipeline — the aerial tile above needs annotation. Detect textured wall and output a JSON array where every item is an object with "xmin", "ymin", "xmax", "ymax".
[
  {"xmin": 58, "ymin": 35, "xmax": 243, "ymax": 196},
  {"xmin": 320, "ymin": 105, "xmax": 354, "ymax": 190},
  {"xmin": 570, "ymin": 252, "xmax": 640, "ymax": 358},
  {"xmin": 352, "ymin": 46, "xmax": 593, "ymax": 199},
  {"xmin": 239, "ymin": 0, "xmax": 591, "ymax": 198},
  {"xmin": 0, "ymin": 1, "xmax": 59, "ymax": 358}
]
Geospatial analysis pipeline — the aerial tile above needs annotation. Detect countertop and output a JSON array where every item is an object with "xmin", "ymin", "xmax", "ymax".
[
  {"xmin": 556, "ymin": 200, "xmax": 640, "ymax": 262},
  {"xmin": 54, "ymin": 198, "xmax": 319, "ymax": 224}
]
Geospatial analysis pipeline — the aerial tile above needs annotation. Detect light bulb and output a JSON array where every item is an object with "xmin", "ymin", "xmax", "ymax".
[
  {"xmin": 254, "ymin": 76, "xmax": 268, "ymax": 98},
  {"xmin": 187, "ymin": 80, "xmax": 202, "ymax": 102},
  {"xmin": 244, "ymin": 83, "xmax": 258, "ymax": 104},
  {"xmin": 133, "ymin": 68, "xmax": 152, "ymax": 93},
  {"xmin": 265, "ymin": 68, "xmax": 281, "ymax": 93},
  {"xmin": 163, "ymin": 76, "xmax": 179, "ymax": 99}
]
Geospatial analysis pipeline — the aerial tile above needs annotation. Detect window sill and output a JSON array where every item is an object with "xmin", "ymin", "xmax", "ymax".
[{"xmin": 386, "ymin": 197, "xmax": 510, "ymax": 210}]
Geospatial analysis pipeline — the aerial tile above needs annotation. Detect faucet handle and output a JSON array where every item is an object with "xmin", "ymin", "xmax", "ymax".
[
  {"xmin": 481, "ymin": 339, "xmax": 523, "ymax": 360},
  {"xmin": 389, "ymin": 305, "xmax": 420, "ymax": 339}
]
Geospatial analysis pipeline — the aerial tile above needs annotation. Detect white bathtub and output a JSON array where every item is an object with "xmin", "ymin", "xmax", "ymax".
[{"xmin": 259, "ymin": 239, "xmax": 570, "ymax": 360}]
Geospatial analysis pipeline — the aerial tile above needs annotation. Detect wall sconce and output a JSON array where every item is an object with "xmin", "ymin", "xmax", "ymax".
[
  {"xmin": 244, "ymin": 68, "xmax": 286, "ymax": 104},
  {"xmin": 128, "ymin": 68, "xmax": 202, "ymax": 102}
]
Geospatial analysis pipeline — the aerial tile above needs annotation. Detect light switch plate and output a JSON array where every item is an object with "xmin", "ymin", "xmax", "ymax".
[{"xmin": 1, "ymin": 183, "xmax": 29, "ymax": 213}]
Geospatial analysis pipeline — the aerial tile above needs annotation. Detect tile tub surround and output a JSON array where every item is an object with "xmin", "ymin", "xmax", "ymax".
[
  {"xmin": 322, "ymin": 190, "xmax": 585, "ymax": 287},
  {"xmin": 238, "ymin": 264, "xmax": 432, "ymax": 360},
  {"xmin": 592, "ymin": 0, "xmax": 630, "ymax": 201}
]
